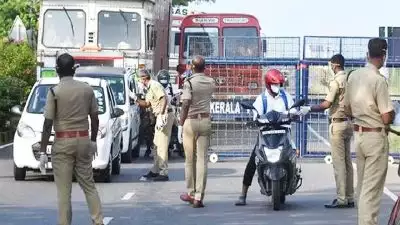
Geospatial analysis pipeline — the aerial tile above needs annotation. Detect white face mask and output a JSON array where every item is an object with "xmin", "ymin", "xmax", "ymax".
[{"xmin": 270, "ymin": 84, "xmax": 280, "ymax": 94}]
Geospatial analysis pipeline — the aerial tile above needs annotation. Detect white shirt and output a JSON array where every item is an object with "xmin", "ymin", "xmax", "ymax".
[
  {"xmin": 164, "ymin": 84, "xmax": 174, "ymax": 104},
  {"xmin": 252, "ymin": 89, "xmax": 296, "ymax": 128}
]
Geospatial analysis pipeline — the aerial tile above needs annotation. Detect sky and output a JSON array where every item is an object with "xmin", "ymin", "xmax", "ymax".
[{"xmin": 186, "ymin": 0, "xmax": 400, "ymax": 37}]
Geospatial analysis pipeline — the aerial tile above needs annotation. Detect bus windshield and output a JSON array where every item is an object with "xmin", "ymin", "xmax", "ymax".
[
  {"xmin": 42, "ymin": 9, "xmax": 86, "ymax": 48},
  {"xmin": 98, "ymin": 11, "xmax": 141, "ymax": 50},
  {"xmin": 223, "ymin": 27, "xmax": 259, "ymax": 57},
  {"xmin": 183, "ymin": 27, "xmax": 219, "ymax": 58}
]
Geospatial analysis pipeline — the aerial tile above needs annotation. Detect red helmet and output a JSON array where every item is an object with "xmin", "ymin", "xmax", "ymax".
[{"xmin": 265, "ymin": 69, "xmax": 285, "ymax": 86}]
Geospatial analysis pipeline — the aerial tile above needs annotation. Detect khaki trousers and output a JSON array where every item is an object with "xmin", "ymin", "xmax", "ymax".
[
  {"xmin": 151, "ymin": 112, "xmax": 174, "ymax": 176},
  {"xmin": 52, "ymin": 137, "xmax": 103, "ymax": 225},
  {"xmin": 183, "ymin": 117, "xmax": 212, "ymax": 201},
  {"xmin": 354, "ymin": 129, "xmax": 389, "ymax": 225},
  {"xmin": 329, "ymin": 121, "xmax": 354, "ymax": 204}
]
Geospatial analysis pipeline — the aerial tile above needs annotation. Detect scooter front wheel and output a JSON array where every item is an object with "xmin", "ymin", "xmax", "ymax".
[{"xmin": 271, "ymin": 180, "xmax": 281, "ymax": 211}]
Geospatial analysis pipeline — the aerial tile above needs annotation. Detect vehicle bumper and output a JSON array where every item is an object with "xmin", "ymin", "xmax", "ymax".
[{"xmin": 13, "ymin": 135, "xmax": 110, "ymax": 171}]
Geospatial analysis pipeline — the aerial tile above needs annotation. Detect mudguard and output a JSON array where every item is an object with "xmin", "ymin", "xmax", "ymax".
[{"xmin": 265, "ymin": 166, "xmax": 286, "ymax": 181}]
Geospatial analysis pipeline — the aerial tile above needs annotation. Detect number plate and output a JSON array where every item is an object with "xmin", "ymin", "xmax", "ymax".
[{"xmin": 46, "ymin": 146, "xmax": 52, "ymax": 154}]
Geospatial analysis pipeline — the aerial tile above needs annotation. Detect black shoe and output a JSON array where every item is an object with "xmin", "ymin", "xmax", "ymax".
[
  {"xmin": 152, "ymin": 175, "xmax": 169, "ymax": 181},
  {"xmin": 324, "ymin": 199, "xmax": 350, "ymax": 209},
  {"xmin": 347, "ymin": 201, "xmax": 355, "ymax": 208},
  {"xmin": 140, "ymin": 171, "xmax": 159, "ymax": 181},
  {"xmin": 234, "ymin": 195, "xmax": 247, "ymax": 206}
]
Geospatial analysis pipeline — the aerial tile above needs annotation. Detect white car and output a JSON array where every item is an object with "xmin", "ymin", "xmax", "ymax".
[
  {"xmin": 74, "ymin": 66, "xmax": 141, "ymax": 163},
  {"xmin": 11, "ymin": 77, "xmax": 124, "ymax": 183}
]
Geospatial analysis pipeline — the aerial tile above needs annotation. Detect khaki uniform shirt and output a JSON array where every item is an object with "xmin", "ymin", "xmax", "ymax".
[
  {"xmin": 145, "ymin": 80, "xmax": 168, "ymax": 116},
  {"xmin": 344, "ymin": 63, "xmax": 394, "ymax": 128},
  {"xmin": 325, "ymin": 70, "xmax": 348, "ymax": 118},
  {"xmin": 181, "ymin": 73, "xmax": 216, "ymax": 116},
  {"xmin": 44, "ymin": 76, "xmax": 98, "ymax": 132}
]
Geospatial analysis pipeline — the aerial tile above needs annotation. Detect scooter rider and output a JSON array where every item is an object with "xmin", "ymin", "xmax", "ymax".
[
  {"xmin": 235, "ymin": 69, "xmax": 299, "ymax": 206},
  {"xmin": 157, "ymin": 69, "xmax": 179, "ymax": 107}
]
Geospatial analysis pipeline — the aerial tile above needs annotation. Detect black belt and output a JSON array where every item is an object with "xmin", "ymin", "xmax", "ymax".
[{"xmin": 330, "ymin": 118, "xmax": 349, "ymax": 123}]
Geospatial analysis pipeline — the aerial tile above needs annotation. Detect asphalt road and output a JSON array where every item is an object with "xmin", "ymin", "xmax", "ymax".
[{"xmin": 0, "ymin": 144, "xmax": 399, "ymax": 225}]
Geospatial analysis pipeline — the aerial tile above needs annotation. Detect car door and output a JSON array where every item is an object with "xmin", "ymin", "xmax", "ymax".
[
  {"xmin": 128, "ymin": 75, "xmax": 141, "ymax": 140},
  {"xmin": 107, "ymin": 86, "xmax": 119, "ymax": 158}
]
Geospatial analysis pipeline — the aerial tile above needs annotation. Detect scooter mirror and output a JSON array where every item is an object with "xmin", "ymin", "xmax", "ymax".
[
  {"xmin": 240, "ymin": 102, "xmax": 255, "ymax": 110},
  {"xmin": 290, "ymin": 99, "xmax": 306, "ymax": 109}
]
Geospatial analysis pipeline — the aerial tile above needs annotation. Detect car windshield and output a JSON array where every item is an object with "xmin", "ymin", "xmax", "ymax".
[
  {"xmin": 183, "ymin": 27, "xmax": 219, "ymax": 58},
  {"xmin": 26, "ymin": 85, "xmax": 105, "ymax": 114},
  {"xmin": 223, "ymin": 27, "xmax": 259, "ymax": 57},
  {"xmin": 98, "ymin": 11, "xmax": 141, "ymax": 50},
  {"xmin": 42, "ymin": 9, "xmax": 86, "ymax": 48},
  {"xmin": 75, "ymin": 75, "xmax": 126, "ymax": 105}
]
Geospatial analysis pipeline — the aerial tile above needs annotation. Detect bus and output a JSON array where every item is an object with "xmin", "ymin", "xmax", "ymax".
[
  {"xmin": 176, "ymin": 13, "xmax": 263, "ymax": 95},
  {"xmin": 175, "ymin": 13, "xmax": 264, "ymax": 120},
  {"xmin": 36, "ymin": 0, "xmax": 172, "ymax": 79}
]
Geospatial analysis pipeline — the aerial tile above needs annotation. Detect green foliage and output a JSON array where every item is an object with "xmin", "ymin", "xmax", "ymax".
[
  {"xmin": 0, "ymin": 76, "xmax": 28, "ymax": 131},
  {"xmin": 172, "ymin": 0, "xmax": 215, "ymax": 6},
  {"xmin": 0, "ymin": 40, "xmax": 36, "ymax": 132},
  {"xmin": 0, "ymin": 0, "xmax": 40, "ymax": 37},
  {"xmin": 0, "ymin": 40, "xmax": 36, "ymax": 89}
]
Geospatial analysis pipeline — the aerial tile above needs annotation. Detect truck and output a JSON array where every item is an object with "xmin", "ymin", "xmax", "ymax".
[{"xmin": 35, "ymin": 0, "xmax": 172, "ymax": 162}]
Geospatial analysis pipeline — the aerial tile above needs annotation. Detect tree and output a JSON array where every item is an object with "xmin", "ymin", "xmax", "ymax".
[
  {"xmin": 172, "ymin": 0, "xmax": 215, "ymax": 6},
  {"xmin": 0, "ymin": 40, "xmax": 36, "ymax": 87},
  {"xmin": 0, "ymin": 0, "xmax": 40, "ymax": 37}
]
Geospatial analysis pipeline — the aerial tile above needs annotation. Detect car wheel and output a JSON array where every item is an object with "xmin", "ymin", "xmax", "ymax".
[
  {"xmin": 97, "ymin": 152, "xmax": 112, "ymax": 183},
  {"xmin": 121, "ymin": 134, "xmax": 133, "ymax": 163},
  {"xmin": 112, "ymin": 147, "xmax": 121, "ymax": 175},
  {"xmin": 13, "ymin": 163, "xmax": 26, "ymax": 181}
]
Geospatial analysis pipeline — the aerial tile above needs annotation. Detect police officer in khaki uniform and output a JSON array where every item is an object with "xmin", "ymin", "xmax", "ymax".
[
  {"xmin": 39, "ymin": 53, "xmax": 104, "ymax": 225},
  {"xmin": 299, "ymin": 54, "xmax": 354, "ymax": 208},
  {"xmin": 131, "ymin": 69, "xmax": 174, "ymax": 181},
  {"xmin": 344, "ymin": 38, "xmax": 395, "ymax": 225},
  {"xmin": 178, "ymin": 56, "xmax": 216, "ymax": 208}
]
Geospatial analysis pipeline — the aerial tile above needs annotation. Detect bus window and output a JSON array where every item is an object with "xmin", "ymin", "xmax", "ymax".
[
  {"xmin": 42, "ymin": 10, "xmax": 86, "ymax": 48},
  {"xmin": 169, "ymin": 30, "xmax": 180, "ymax": 58},
  {"xmin": 223, "ymin": 27, "xmax": 259, "ymax": 57},
  {"xmin": 98, "ymin": 11, "xmax": 141, "ymax": 50},
  {"xmin": 182, "ymin": 27, "xmax": 218, "ymax": 58}
]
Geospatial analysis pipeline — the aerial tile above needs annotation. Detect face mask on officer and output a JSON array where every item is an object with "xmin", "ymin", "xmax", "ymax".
[
  {"xmin": 327, "ymin": 61, "xmax": 337, "ymax": 77},
  {"xmin": 379, "ymin": 54, "xmax": 389, "ymax": 80}
]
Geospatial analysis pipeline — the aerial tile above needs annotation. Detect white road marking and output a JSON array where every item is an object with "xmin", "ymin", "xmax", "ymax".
[
  {"xmin": 352, "ymin": 163, "xmax": 397, "ymax": 202},
  {"xmin": 0, "ymin": 143, "xmax": 13, "ymax": 150},
  {"xmin": 121, "ymin": 192, "xmax": 135, "ymax": 200},
  {"xmin": 103, "ymin": 217, "xmax": 113, "ymax": 225}
]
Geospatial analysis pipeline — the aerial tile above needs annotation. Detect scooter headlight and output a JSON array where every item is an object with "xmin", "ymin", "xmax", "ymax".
[{"xmin": 263, "ymin": 146, "xmax": 282, "ymax": 163}]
